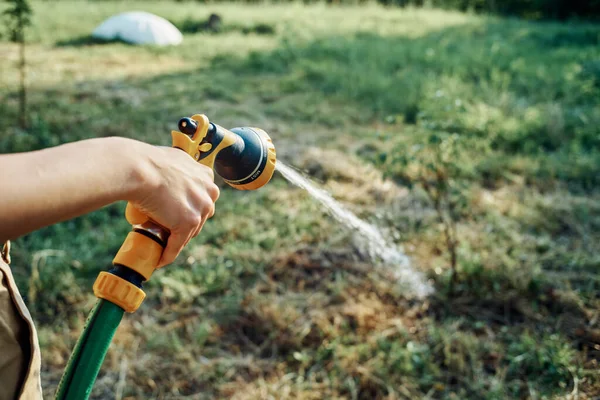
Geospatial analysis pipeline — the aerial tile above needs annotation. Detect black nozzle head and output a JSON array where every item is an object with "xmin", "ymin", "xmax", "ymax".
[
  {"xmin": 214, "ymin": 127, "xmax": 276, "ymax": 190},
  {"xmin": 178, "ymin": 117, "xmax": 198, "ymax": 137}
]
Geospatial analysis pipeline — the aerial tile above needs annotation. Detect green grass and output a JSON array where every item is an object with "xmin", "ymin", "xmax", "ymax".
[{"xmin": 1, "ymin": 1, "xmax": 599, "ymax": 399}]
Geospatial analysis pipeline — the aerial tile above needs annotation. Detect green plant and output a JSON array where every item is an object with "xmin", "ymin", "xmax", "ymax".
[
  {"xmin": 382, "ymin": 133, "xmax": 475, "ymax": 294},
  {"xmin": 506, "ymin": 332, "xmax": 577, "ymax": 396},
  {"xmin": 2, "ymin": 0, "xmax": 32, "ymax": 128}
]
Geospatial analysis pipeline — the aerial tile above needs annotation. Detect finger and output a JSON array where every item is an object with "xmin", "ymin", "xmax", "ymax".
[
  {"xmin": 157, "ymin": 231, "xmax": 191, "ymax": 269},
  {"xmin": 192, "ymin": 216, "xmax": 206, "ymax": 238},
  {"xmin": 207, "ymin": 203, "xmax": 215, "ymax": 219},
  {"xmin": 208, "ymin": 184, "xmax": 220, "ymax": 202},
  {"xmin": 192, "ymin": 209, "xmax": 212, "ymax": 241},
  {"xmin": 175, "ymin": 212, "xmax": 206, "ymax": 259},
  {"xmin": 189, "ymin": 193, "xmax": 216, "ymax": 221}
]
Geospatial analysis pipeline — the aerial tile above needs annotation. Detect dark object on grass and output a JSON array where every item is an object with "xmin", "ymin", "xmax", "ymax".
[
  {"xmin": 178, "ymin": 14, "xmax": 275, "ymax": 36},
  {"xmin": 205, "ymin": 13, "xmax": 223, "ymax": 33},
  {"xmin": 179, "ymin": 13, "xmax": 223, "ymax": 34}
]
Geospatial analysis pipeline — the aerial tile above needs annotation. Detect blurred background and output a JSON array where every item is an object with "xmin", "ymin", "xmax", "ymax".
[{"xmin": 1, "ymin": 0, "xmax": 599, "ymax": 399}]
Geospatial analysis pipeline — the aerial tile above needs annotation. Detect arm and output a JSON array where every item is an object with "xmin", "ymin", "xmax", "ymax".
[
  {"xmin": 0, "ymin": 137, "xmax": 143, "ymax": 239},
  {"xmin": 0, "ymin": 137, "xmax": 219, "ymax": 267}
]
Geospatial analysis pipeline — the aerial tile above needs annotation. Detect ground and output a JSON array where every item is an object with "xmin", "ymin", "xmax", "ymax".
[{"xmin": 1, "ymin": 1, "xmax": 599, "ymax": 399}]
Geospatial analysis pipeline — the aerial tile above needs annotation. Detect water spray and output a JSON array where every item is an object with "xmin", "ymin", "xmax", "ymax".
[
  {"xmin": 55, "ymin": 114, "xmax": 276, "ymax": 400},
  {"xmin": 276, "ymin": 163, "xmax": 433, "ymax": 298}
]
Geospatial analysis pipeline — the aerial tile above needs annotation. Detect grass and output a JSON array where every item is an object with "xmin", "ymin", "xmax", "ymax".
[{"xmin": 1, "ymin": 1, "xmax": 599, "ymax": 399}]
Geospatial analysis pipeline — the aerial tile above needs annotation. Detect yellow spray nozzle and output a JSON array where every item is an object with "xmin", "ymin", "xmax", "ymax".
[{"xmin": 172, "ymin": 114, "xmax": 277, "ymax": 191}]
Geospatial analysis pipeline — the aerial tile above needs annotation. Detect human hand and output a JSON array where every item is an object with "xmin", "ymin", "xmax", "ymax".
[{"xmin": 128, "ymin": 144, "xmax": 220, "ymax": 268}]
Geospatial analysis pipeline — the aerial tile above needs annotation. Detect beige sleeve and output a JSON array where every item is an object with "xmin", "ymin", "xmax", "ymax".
[{"xmin": 0, "ymin": 242, "xmax": 43, "ymax": 400}]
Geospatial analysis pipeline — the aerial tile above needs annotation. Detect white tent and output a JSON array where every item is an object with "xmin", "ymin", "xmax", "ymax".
[{"xmin": 92, "ymin": 11, "xmax": 183, "ymax": 46}]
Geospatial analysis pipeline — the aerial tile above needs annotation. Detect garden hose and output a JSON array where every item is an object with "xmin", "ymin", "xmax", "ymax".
[
  {"xmin": 54, "ymin": 300, "xmax": 123, "ymax": 400},
  {"xmin": 55, "ymin": 114, "xmax": 276, "ymax": 400}
]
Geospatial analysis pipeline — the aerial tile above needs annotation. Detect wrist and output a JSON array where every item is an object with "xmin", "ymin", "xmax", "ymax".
[{"xmin": 110, "ymin": 137, "xmax": 159, "ymax": 203}]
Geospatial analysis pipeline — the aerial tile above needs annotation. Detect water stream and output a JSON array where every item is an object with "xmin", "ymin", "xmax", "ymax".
[{"xmin": 276, "ymin": 162, "xmax": 433, "ymax": 298}]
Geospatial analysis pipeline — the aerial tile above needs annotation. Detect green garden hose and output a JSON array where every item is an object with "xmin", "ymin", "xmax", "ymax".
[{"xmin": 55, "ymin": 300, "xmax": 124, "ymax": 400}]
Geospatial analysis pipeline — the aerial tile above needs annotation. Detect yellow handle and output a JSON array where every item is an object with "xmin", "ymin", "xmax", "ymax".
[
  {"xmin": 113, "ymin": 231, "xmax": 164, "ymax": 280},
  {"xmin": 125, "ymin": 203, "xmax": 149, "ymax": 225}
]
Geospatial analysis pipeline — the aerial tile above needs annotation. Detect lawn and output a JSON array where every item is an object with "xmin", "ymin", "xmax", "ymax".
[{"xmin": 1, "ymin": 1, "xmax": 599, "ymax": 399}]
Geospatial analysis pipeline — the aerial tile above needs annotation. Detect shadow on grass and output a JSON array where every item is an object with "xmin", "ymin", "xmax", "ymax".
[{"xmin": 55, "ymin": 35, "xmax": 134, "ymax": 47}]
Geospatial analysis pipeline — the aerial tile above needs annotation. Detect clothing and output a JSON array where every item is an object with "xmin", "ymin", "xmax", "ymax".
[{"xmin": 0, "ymin": 241, "xmax": 43, "ymax": 399}]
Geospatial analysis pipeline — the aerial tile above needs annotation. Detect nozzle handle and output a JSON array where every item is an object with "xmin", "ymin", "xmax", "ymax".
[{"xmin": 109, "ymin": 114, "xmax": 225, "ymax": 289}]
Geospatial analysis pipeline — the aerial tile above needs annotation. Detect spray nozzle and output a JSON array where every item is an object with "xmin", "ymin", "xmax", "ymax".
[{"xmin": 172, "ymin": 114, "xmax": 276, "ymax": 191}]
